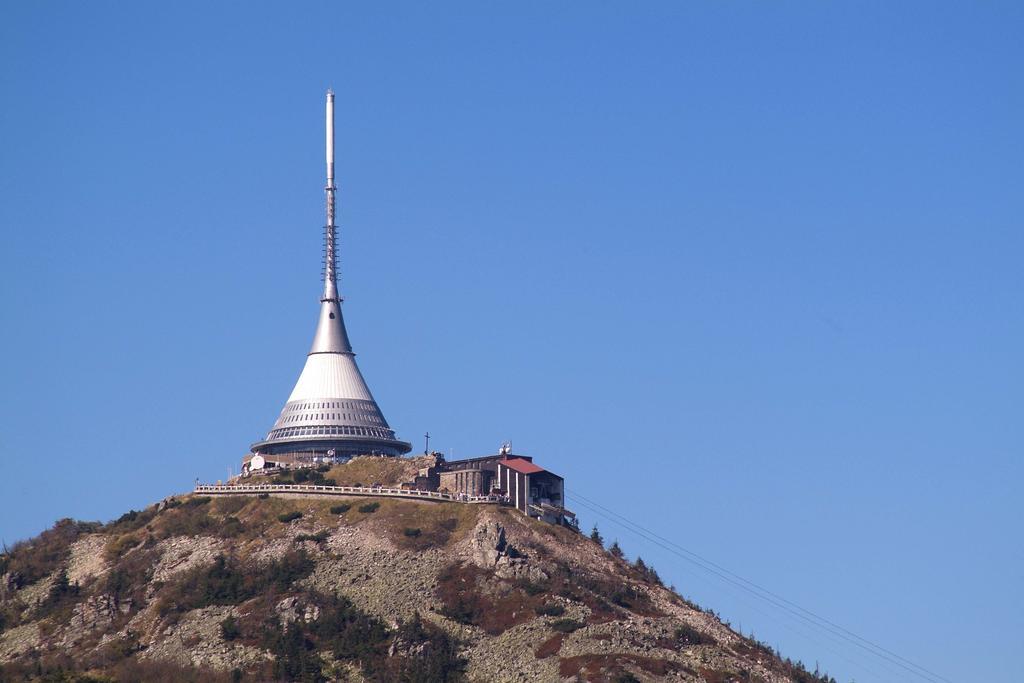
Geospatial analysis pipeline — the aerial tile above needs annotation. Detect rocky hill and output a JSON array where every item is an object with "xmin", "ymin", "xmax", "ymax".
[{"xmin": 0, "ymin": 457, "xmax": 835, "ymax": 683}]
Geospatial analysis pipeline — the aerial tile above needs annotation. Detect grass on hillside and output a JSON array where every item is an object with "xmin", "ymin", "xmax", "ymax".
[
  {"xmin": 323, "ymin": 455, "xmax": 423, "ymax": 487},
  {"xmin": 106, "ymin": 491, "xmax": 486, "ymax": 554}
]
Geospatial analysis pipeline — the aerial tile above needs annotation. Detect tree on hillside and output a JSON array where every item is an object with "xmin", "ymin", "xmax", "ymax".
[
  {"xmin": 589, "ymin": 525, "xmax": 604, "ymax": 546},
  {"xmin": 609, "ymin": 540, "xmax": 624, "ymax": 559}
]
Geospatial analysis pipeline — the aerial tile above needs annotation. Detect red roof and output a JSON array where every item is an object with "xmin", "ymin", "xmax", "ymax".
[{"xmin": 501, "ymin": 457, "xmax": 545, "ymax": 474}]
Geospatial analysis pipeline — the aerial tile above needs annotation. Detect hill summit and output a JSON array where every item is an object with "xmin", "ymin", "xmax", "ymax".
[{"xmin": 1, "ymin": 456, "xmax": 835, "ymax": 682}]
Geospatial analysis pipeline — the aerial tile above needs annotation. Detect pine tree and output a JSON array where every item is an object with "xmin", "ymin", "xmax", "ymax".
[
  {"xmin": 589, "ymin": 525, "xmax": 604, "ymax": 546},
  {"xmin": 609, "ymin": 540, "xmax": 624, "ymax": 559}
]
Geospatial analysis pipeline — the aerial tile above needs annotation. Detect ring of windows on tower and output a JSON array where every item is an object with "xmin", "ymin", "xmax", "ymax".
[{"xmin": 266, "ymin": 424, "xmax": 397, "ymax": 440}]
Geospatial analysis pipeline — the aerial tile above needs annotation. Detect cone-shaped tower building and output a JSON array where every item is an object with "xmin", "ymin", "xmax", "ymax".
[{"xmin": 251, "ymin": 91, "xmax": 411, "ymax": 459}]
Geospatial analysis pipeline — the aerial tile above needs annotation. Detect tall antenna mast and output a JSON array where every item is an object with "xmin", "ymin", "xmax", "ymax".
[
  {"xmin": 250, "ymin": 88, "xmax": 412, "ymax": 461},
  {"xmin": 323, "ymin": 89, "xmax": 339, "ymax": 302}
]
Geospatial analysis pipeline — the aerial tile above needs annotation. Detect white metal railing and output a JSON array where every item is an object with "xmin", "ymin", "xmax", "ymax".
[{"xmin": 194, "ymin": 483, "xmax": 505, "ymax": 505}]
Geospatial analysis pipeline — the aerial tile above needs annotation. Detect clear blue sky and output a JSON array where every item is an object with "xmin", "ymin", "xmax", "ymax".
[{"xmin": 1, "ymin": 3, "xmax": 1020, "ymax": 681}]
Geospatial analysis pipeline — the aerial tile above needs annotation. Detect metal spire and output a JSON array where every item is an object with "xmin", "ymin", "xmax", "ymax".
[{"xmin": 309, "ymin": 89, "xmax": 352, "ymax": 354}]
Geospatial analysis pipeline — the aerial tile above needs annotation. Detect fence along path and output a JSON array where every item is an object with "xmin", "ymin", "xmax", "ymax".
[{"xmin": 194, "ymin": 483, "xmax": 504, "ymax": 505}]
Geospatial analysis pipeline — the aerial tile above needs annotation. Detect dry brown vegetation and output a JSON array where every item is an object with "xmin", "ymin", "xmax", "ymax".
[
  {"xmin": 370, "ymin": 499, "xmax": 481, "ymax": 550},
  {"xmin": 2, "ymin": 519, "xmax": 98, "ymax": 590},
  {"xmin": 436, "ymin": 562, "xmax": 553, "ymax": 635},
  {"xmin": 323, "ymin": 455, "xmax": 425, "ymax": 487},
  {"xmin": 535, "ymin": 633, "xmax": 565, "ymax": 658}
]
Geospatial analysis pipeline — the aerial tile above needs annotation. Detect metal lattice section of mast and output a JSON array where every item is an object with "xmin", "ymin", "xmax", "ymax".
[{"xmin": 322, "ymin": 218, "xmax": 338, "ymax": 301}]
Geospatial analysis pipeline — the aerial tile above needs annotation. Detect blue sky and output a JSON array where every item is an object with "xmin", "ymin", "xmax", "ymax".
[{"xmin": 1, "ymin": 3, "xmax": 1021, "ymax": 681}]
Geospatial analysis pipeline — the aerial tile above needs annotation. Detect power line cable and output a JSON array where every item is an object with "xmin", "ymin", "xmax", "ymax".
[
  {"xmin": 568, "ymin": 488, "xmax": 951, "ymax": 682},
  {"xmin": 567, "ymin": 488, "xmax": 952, "ymax": 683},
  {"xmin": 567, "ymin": 489, "xmax": 945, "ymax": 683},
  {"xmin": 567, "ymin": 494, "xmax": 905, "ymax": 683}
]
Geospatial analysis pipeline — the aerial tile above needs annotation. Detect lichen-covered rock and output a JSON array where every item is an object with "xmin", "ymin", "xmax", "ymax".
[
  {"xmin": 60, "ymin": 594, "xmax": 132, "ymax": 647},
  {"xmin": 469, "ymin": 520, "xmax": 508, "ymax": 568},
  {"xmin": 467, "ymin": 519, "xmax": 547, "ymax": 583},
  {"xmin": 67, "ymin": 535, "xmax": 109, "ymax": 585},
  {"xmin": 138, "ymin": 605, "xmax": 271, "ymax": 671},
  {"xmin": 275, "ymin": 595, "xmax": 321, "ymax": 626},
  {"xmin": 151, "ymin": 536, "xmax": 222, "ymax": 582}
]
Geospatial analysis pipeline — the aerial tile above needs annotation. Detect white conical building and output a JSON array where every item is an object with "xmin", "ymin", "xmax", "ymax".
[{"xmin": 250, "ymin": 91, "xmax": 411, "ymax": 459}]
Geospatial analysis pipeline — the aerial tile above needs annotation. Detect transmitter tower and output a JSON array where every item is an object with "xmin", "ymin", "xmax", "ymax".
[{"xmin": 251, "ymin": 91, "xmax": 411, "ymax": 459}]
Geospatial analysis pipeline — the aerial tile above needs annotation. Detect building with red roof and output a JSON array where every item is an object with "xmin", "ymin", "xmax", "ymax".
[{"xmin": 430, "ymin": 448, "xmax": 573, "ymax": 526}]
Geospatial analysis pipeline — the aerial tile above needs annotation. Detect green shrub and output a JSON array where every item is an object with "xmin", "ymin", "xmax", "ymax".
[
  {"xmin": 159, "ymin": 550, "xmax": 315, "ymax": 615},
  {"xmin": 329, "ymin": 504, "xmax": 351, "ymax": 514},
  {"xmin": 218, "ymin": 516, "xmax": 245, "ymax": 538},
  {"xmin": 519, "ymin": 580, "xmax": 547, "ymax": 596},
  {"xmin": 403, "ymin": 528, "xmax": 422, "ymax": 537},
  {"xmin": 106, "ymin": 508, "xmax": 157, "ymax": 534},
  {"xmin": 156, "ymin": 503, "xmax": 215, "ymax": 539},
  {"xmin": 115, "ymin": 510, "xmax": 139, "ymax": 524},
  {"xmin": 105, "ymin": 547, "xmax": 158, "ymax": 607},
  {"xmin": 374, "ymin": 612, "xmax": 466, "ymax": 681},
  {"xmin": 105, "ymin": 534, "xmax": 143, "ymax": 561},
  {"xmin": 105, "ymin": 568, "xmax": 132, "ymax": 602},
  {"xmin": 258, "ymin": 591, "xmax": 394, "ymax": 682},
  {"xmin": 633, "ymin": 556, "xmax": 662, "ymax": 585},
  {"xmin": 96, "ymin": 632, "xmax": 143, "ymax": 664},
  {"xmin": 277, "ymin": 511, "xmax": 303, "ymax": 523},
  {"xmin": 674, "ymin": 623, "xmax": 715, "ymax": 646},
  {"xmin": 35, "ymin": 569, "xmax": 81, "ymax": 622},
  {"xmin": 358, "ymin": 502, "xmax": 380, "ymax": 514},
  {"xmin": 295, "ymin": 531, "xmax": 329, "ymax": 545},
  {"xmin": 549, "ymin": 618, "xmax": 584, "ymax": 633},
  {"xmin": 220, "ymin": 615, "xmax": 240, "ymax": 641},
  {"xmin": 535, "ymin": 603, "xmax": 565, "ymax": 617},
  {"xmin": 213, "ymin": 497, "xmax": 248, "ymax": 515},
  {"xmin": 610, "ymin": 587, "xmax": 640, "ymax": 608}
]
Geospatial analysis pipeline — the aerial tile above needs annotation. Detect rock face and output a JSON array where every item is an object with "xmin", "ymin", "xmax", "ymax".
[
  {"xmin": 276, "ymin": 595, "xmax": 321, "ymax": 626},
  {"xmin": 63, "ymin": 594, "xmax": 131, "ymax": 644},
  {"xmin": 469, "ymin": 520, "xmax": 547, "ymax": 583},
  {"xmin": 0, "ymin": 493, "xmax": 836, "ymax": 683}
]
